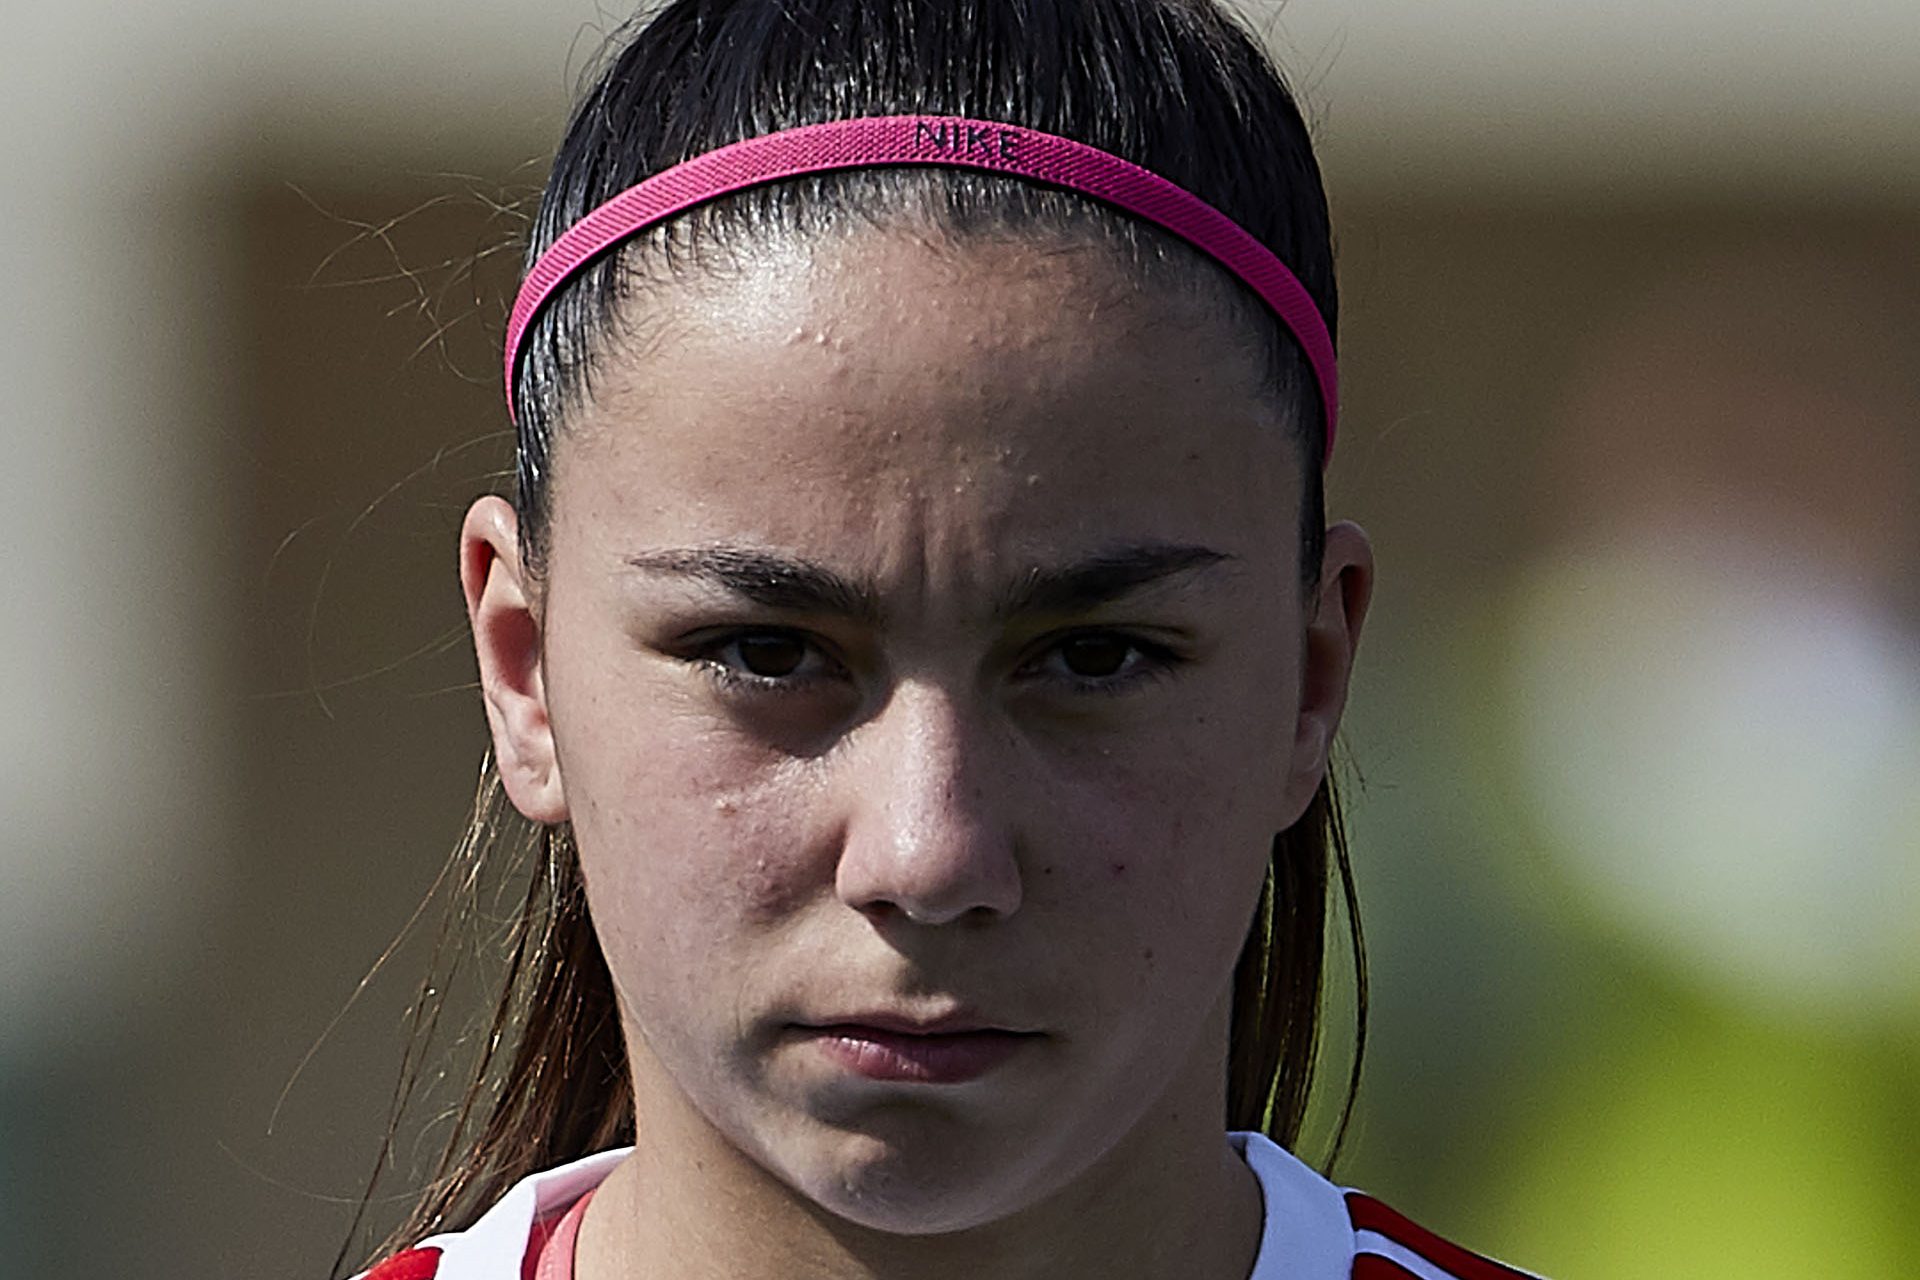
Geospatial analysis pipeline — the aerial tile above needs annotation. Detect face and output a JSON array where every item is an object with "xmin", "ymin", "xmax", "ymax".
[{"xmin": 465, "ymin": 230, "xmax": 1369, "ymax": 1236}]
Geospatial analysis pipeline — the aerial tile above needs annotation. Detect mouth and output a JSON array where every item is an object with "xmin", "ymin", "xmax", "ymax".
[{"xmin": 791, "ymin": 1017, "xmax": 1042, "ymax": 1084}]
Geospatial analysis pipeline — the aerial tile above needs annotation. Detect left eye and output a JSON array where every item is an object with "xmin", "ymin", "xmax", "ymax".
[
  {"xmin": 1027, "ymin": 632, "xmax": 1177, "ymax": 690},
  {"xmin": 1056, "ymin": 634, "xmax": 1133, "ymax": 678}
]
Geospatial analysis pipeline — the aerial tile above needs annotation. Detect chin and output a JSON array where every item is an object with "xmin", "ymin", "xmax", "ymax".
[{"xmin": 775, "ymin": 1115, "xmax": 1047, "ymax": 1236}]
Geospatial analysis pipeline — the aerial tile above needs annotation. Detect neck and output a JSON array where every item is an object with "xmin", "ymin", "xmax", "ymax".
[{"xmin": 575, "ymin": 1007, "xmax": 1264, "ymax": 1280}]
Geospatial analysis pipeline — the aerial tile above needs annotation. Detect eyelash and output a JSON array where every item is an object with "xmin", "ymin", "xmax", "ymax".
[
  {"xmin": 1026, "ymin": 632, "xmax": 1185, "ymax": 697},
  {"xmin": 685, "ymin": 631, "xmax": 844, "ymax": 697},
  {"xmin": 682, "ymin": 629, "xmax": 1186, "ymax": 699}
]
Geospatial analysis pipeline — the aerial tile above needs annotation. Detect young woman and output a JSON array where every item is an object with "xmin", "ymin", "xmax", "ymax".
[{"xmin": 349, "ymin": 1, "xmax": 1546, "ymax": 1276}]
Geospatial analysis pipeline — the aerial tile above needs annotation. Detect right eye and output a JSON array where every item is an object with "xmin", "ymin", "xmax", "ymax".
[
  {"xmin": 726, "ymin": 632, "xmax": 808, "ymax": 678},
  {"xmin": 687, "ymin": 628, "xmax": 841, "ymax": 694}
]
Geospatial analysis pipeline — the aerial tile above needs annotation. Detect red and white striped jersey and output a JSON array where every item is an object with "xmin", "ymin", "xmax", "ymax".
[{"xmin": 359, "ymin": 1132, "xmax": 1544, "ymax": 1280}]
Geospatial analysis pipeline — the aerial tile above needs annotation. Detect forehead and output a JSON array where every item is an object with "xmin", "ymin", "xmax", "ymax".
[{"xmin": 552, "ymin": 229, "xmax": 1302, "ymax": 580}]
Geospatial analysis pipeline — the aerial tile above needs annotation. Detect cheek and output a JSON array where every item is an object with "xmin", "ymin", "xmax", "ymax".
[
  {"xmin": 558, "ymin": 699, "xmax": 829, "ymax": 1030},
  {"xmin": 1029, "ymin": 701, "xmax": 1288, "ymax": 994}
]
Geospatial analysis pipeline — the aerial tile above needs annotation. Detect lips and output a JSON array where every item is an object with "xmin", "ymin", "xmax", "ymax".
[
  {"xmin": 793, "ymin": 1014, "xmax": 1041, "ymax": 1084},
  {"xmin": 814, "ymin": 1009, "xmax": 1032, "ymax": 1036}
]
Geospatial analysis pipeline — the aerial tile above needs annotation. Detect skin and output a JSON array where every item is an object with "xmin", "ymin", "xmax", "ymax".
[{"xmin": 462, "ymin": 229, "xmax": 1373, "ymax": 1279}]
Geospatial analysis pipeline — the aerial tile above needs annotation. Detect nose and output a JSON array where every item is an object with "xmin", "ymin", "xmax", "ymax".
[{"xmin": 834, "ymin": 681, "xmax": 1023, "ymax": 926}]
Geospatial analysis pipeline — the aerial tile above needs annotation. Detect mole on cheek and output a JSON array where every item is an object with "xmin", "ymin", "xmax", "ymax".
[
  {"xmin": 1109, "ymin": 862, "xmax": 1128, "ymax": 878},
  {"xmin": 735, "ymin": 852, "xmax": 794, "ymax": 923}
]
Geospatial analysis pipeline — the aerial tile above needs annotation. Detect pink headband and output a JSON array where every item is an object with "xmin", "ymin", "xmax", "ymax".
[{"xmin": 506, "ymin": 114, "xmax": 1339, "ymax": 460}]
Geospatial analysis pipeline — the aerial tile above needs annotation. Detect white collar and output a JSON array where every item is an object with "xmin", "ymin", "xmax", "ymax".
[
  {"xmin": 1233, "ymin": 1130, "xmax": 1357, "ymax": 1278},
  {"xmin": 415, "ymin": 1147, "xmax": 628, "ymax": 1280},
  {"xmin": 419, "ymin": 1130, "xmax": 1355, "ymax": 1279}
]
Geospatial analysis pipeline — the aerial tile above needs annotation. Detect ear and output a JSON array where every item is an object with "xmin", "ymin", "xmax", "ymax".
[
  {"xmin": 1278, "ymin": 520, "xmax": 1374, "ymax": 826},
  {"xmin": 461, "ymin": 495, "xmax": 568, "ymax": 824}
]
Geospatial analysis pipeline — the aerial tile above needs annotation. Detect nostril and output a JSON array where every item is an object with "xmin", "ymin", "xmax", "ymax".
[
  {"xmin": 854, "ymin": 898, "xmax": 904, "ymax": 923},
  {"xmin": 853, "ymin": 895, "xmax": 953, "ymax": 928}
]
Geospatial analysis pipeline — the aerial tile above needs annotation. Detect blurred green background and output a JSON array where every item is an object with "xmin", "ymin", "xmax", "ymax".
[{"xmin": 2, "ymin": 2, "xmax": 1914, "ymax": 1276}]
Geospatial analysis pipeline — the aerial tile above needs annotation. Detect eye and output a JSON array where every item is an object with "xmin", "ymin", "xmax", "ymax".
[
  {"xmin": 1024, "ymin": 630, "xmax": 1184, "ymax": 693},
  {"xmin": 1058, "ymin": 634, "xmax": 1132, "ymax": 679},
  {"xmin": 687, "ymin": 628, "xmax": 842, "ymax": 693},
  {"xmin": 731, "ymin": 632, "xmax": 808, "ymax": 678}
]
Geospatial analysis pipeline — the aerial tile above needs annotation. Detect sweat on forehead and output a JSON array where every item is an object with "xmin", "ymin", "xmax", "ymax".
[
  {"xmin": 558, "ymin": 231, "xmax": 1293, "ymax": 481},
  {"xmin": 524, "ymin": 231, "xmax": 1315, "ymax": 617},
  {"xmin": 529, "ymin": 233, "xmax": 1304, "ymax": 630},
  {"xmin": 578, "ymin": 225, "xmax": 1280, "ymax": 413}
]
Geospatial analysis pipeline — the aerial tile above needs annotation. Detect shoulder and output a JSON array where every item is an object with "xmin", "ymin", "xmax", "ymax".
[
  {"xmin": 352, "ymin": 1147, "xmax": 631, "ymax": 1280},
  {"xmin": 1343, "ymin": 1191, "xmax": 1547, "ymax": 1279},
  {"xmin": 1233, "ymin": 1131, "xmax": 1548, "ymax": 1280},
  {"xmin": 360, "ymin": 1250, "xmax": 443, "ymax": 1280}
]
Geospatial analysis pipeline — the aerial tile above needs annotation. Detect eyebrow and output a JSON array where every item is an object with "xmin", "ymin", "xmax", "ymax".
[
  {"xmin": 622, "ymin": 542, "xmax": 1235, "ymax": 622},
  {"xmin": 998, "ymin": 544, "xmax": 1235, "ymax": 617},
  {"xmin": 623, "ymin": 546, "xmax": 883, "ymax": 621}
]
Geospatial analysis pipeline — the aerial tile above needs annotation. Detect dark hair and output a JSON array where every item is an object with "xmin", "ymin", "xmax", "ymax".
[{"xmin": 346, "ymin": 0, "xmax": 1363, "ymax": 1269}]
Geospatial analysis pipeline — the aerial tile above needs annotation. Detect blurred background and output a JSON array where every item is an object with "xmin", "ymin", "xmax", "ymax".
[{"xmin": 2, "ymin": 1, "xmax": 1915, "ymax": 1276}]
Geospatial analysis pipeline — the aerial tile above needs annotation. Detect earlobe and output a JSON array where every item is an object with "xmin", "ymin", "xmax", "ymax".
[
  {"xmin": 1280, "ymin": 520, "xmax": 1374, "ymax": 825},
  {"xmin": 461, "ymin": 496, "xmax": 569, "ymax": 824}
]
